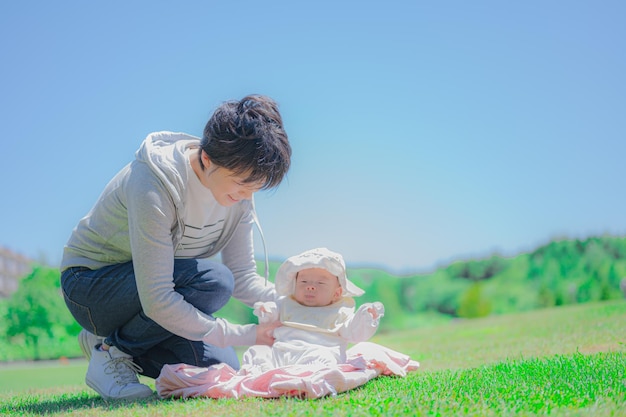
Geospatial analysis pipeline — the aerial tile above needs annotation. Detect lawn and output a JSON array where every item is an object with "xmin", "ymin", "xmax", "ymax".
[{"xmin": 1, "ymin": 300, "xmax": 624, "ymax": 416}]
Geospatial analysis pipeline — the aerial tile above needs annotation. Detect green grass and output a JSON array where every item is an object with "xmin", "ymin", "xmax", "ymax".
[
  {"xmin": 1, "ymin": 300, "xmax": 624, "ymax": 416},
  {"xmin": 0, "ymin": 360, "xmax": 87, "ymax": 392}
]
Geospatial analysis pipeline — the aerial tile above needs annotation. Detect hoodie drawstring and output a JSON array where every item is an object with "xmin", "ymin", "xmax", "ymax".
[{"xmin": 250, "ymin": 199, "xmax": 270, "ymax": 286}]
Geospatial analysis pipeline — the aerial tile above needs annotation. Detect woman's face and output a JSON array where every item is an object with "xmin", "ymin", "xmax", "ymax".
[
  {"xmin": 193, "ymin": 150, "xmax": 263, "ymax": 207},
  {"xmin": 293, "ymin": 268, "xmax": 343, "ymax": 307}
]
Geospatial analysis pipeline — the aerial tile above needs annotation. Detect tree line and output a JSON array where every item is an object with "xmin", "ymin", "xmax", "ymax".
[
  {"xmin": 395, "ymin": 235, "xmax": 626, "ymax": 319},
  {"xmin": 1, "ymin": 235, "xmax": 625, "ymax": 361}
]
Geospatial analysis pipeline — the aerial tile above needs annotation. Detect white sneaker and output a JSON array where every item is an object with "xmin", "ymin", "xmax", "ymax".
[
  {"xmin": 78, "ymin": 329, "xmax": 104, "ymax": 360},
  {"xmin": 85, "ymin": 345, "xmax": 153, "ymax": 400}
]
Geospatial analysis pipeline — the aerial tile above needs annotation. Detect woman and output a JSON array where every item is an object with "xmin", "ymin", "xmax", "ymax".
[{"xmin": 60, "ymin": 95, "xmax": 291, "ymax": 400}]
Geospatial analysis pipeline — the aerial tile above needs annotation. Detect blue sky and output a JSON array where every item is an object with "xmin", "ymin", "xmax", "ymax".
[{"xmin": 1, "ymin": 1, "xmax": 624, "ymax": 273}]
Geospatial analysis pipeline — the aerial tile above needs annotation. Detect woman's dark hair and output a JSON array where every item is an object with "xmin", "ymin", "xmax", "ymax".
[{"xmin": 200, "ymin": 94, "xmax": 291, "ymax": 190}]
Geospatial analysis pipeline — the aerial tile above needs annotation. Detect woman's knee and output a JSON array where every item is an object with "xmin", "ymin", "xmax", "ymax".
[
  {"xmin": 195, "ymin": 259, "xmax": 234, "ymax": 298},
  {"xmin": 173, "ymin": 259, "xmax": 234, "ymax": 314}
]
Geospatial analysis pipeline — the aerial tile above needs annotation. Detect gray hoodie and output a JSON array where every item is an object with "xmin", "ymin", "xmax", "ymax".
[{"xmin": 61, "ymin": 131, "xmax": 276, "ymax": 347}]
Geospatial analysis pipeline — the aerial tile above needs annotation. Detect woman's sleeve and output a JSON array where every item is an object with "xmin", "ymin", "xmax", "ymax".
[{"xmin": 126, "ymin": 164, "xmax": 256, "ymax": 347}]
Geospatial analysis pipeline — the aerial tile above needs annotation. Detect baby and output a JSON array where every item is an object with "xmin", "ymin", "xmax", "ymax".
[{"xmin": 245, "ymin": 247, "xmax": 384, "ymax": 371}]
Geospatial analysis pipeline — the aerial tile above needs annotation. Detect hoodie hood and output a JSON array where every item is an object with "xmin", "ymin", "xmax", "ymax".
[{"xmin": 135, "ymin": 131, "xmax": 200, "ymax": 205}]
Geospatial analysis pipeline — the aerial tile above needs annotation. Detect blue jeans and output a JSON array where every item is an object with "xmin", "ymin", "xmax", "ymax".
[{"xmin": 61, "ymin": 259, "xmax": 240, "ymax": 378}]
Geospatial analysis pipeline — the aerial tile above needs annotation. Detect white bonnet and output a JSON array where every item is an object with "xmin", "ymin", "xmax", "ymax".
[{"xmin": 275, "ymin": 247, "xmax": 365, "ymax": 297}]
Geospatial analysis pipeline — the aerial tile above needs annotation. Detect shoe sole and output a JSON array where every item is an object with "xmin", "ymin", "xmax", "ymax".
[{"xmin": 85, "ymin": 378, "xmax": 153, "ymax": 400}]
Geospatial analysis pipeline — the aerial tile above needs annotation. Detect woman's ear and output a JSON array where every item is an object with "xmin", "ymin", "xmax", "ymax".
[{"xmin": 201, "ymin": 149, "xmax": 212, "ymax": 169}]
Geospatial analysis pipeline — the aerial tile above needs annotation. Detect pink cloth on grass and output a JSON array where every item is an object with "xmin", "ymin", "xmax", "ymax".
[{"xmin": 156, "ymin": 342, "xmax": 419, "ymax": 399}]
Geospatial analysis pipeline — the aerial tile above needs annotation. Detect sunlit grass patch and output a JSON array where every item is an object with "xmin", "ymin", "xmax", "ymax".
[
  {"xmin": 1, "ymin": 301, "xmax": 624, "ymax": 416},
  {"xmin": 409, "ymin": 352, "xmax": 626, "ymax": 415}
]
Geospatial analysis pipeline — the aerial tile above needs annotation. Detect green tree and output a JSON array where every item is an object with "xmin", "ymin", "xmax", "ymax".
[
  {"xmin": 457, "ymin": 282, "xmax": 492, "ymax": 318},
  {"xmin": 537, "ymin": 285, "xmax": 556, "ymax": 308},
  {"xmin": 5, "ymin": 266, "xmax": 74, "ymax": 360}
]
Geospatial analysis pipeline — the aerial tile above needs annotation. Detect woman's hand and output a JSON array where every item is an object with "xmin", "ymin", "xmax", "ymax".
[{"xmin": 255, "ymin": 321, "xmax": 281, "ymax": 346}]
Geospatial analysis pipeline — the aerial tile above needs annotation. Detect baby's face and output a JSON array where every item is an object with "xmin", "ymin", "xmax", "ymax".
[{"xmin": 293, "ymin": 268, "xmax": 343, "ymax": 307}]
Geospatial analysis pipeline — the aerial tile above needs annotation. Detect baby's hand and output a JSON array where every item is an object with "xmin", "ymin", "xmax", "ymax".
[
  {"xmin": 253, "ymin": 301, "xmax": 279, "ymax": 324},
  {"xmin": 368, "ymin": 302, "xmax": 385, "ymax": 319}
]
